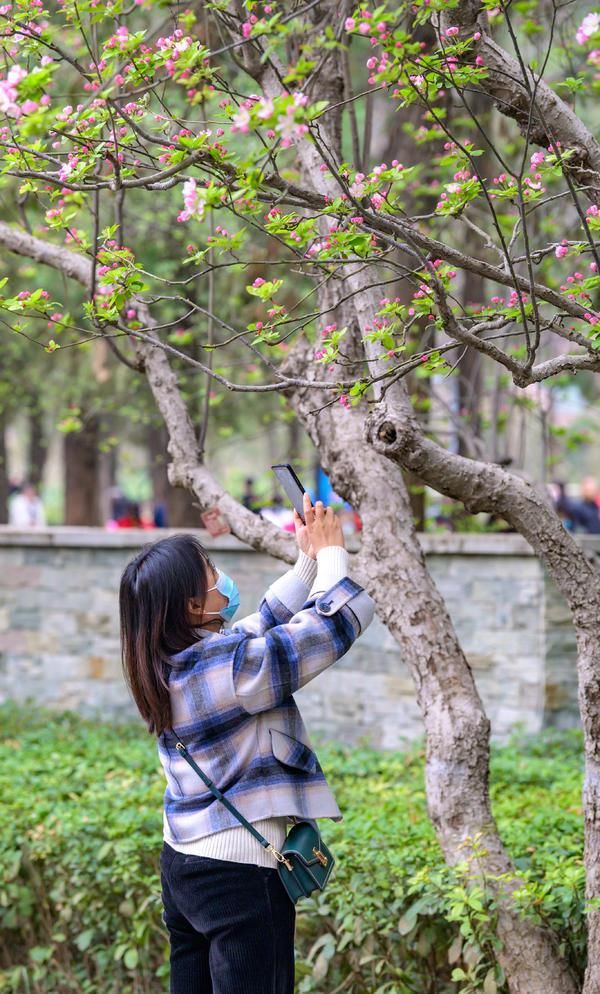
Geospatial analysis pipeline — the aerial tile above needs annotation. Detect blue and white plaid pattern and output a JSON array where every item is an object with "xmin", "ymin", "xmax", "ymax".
[{"xmin": 157, "ymin": 575, "xmax": 374, "ymax": 844}]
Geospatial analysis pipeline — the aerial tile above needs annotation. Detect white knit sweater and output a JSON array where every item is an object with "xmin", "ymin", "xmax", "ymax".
[{"xmin": 167, "ymin": 545, "xmax": 349, "ymax": 868}]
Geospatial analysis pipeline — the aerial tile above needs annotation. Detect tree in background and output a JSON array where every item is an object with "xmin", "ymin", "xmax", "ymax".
[{"xmin": 2, "ymin": 0, "xmax": 600, "ymax": 989}]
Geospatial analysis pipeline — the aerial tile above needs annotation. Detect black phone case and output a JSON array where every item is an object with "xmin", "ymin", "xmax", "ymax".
[{"xmin": 271, "ymin": 464, "xmax": 307, "ymax": 521}]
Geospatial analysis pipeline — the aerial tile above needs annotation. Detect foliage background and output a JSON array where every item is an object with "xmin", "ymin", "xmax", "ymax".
[{"xmin": 0, "ymin": 705, "xmax": 586, "ymax": 994}]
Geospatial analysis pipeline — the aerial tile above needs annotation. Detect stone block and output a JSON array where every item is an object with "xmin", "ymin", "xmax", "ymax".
[
  {"xmin": 466, "ymin": 653, "xmax": 495, "ymax": 672},
  {"xmin": 0, "ymin": 607, "xmax": 9, "ymax": 633}
]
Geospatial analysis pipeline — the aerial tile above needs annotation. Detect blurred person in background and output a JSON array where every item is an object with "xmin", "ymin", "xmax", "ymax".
[
  {"xmin": 153, "ymin": 502, "xmax": 168, "ymax": 528},
  {"xmin": 115, "ymin": 500, "xmax": 147, "ymax": 528},
  {"xmin": 241, "ymin": 477, "xmax": 260, "ymax": 514},
  {"xmin": 260, "ymin": 493, "xmax": 295, "ymax": 531},
  {"xmin": 9, "ymin": 481, "xmax": 46, "ymax": 527},
  {"xmin": 551, "ymin": 478, "xmax": 600, "ymax": 534}
]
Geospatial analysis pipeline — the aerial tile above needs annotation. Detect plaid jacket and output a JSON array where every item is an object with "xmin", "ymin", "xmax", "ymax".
[{"xmin": 157, "ymin": 571, "xmax": 374, "ymax": 844}]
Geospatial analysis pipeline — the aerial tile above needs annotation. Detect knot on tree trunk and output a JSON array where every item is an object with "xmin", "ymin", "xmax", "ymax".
[{"xmin": 377, "ymin": 421, "xmax": 398, "ymax": 445}]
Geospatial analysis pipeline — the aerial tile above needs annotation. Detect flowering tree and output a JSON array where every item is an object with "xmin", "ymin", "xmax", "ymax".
[{"xmin": 2, "ymin": 0, "xmax": 600, "ymax": 990}]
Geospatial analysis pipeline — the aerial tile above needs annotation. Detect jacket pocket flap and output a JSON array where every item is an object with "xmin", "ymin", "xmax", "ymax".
[{"xmin": 269, "ymin": 728, "xmax": 318, "ymax": 773}]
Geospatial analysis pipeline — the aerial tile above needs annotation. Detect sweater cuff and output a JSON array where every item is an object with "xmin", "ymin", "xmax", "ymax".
[
  {"xmin": 309, "ymin": 546, "xmax": 349, "ymax": 599},
  {"xmin": 292, "ymin": 549, "xmax": 318, "ymax": 587}
]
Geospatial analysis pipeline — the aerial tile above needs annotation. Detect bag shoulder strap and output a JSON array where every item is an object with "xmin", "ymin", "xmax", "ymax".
[{"xmin": 170, "ymin": 729, "xmax": 271, "ymax": 851}]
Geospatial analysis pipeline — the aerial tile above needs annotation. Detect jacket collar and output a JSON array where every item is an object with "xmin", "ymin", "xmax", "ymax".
[{"xmin": 168, "ymin": 626, "xmax": 227, "ymax": 669}]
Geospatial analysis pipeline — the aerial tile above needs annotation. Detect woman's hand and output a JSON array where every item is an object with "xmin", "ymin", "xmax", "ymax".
[
  {"xmin": 293, "ymin": 506, "xmax": 316, "ymax": 559},
  {"xmin": 302, "ymin": 492, "xmax": 345, "ymax": 553}
]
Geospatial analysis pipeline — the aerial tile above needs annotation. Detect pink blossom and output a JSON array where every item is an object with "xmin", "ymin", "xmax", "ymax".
[
  {"xmin": 0, "ymin": 64, "xmax": 27, "ymax": 118},
  {"xmin": 231, "ymin": 106, "xmax": 251, "ymax": 133},
  {"xmin": 576, "ymin": 11, "xmax": 600, "ymax": 44},
  {"xmin": 359, "ymin": 22, "xmax": 370, "ymax": 34},
  {"xmin": 58, "ymin": 155, "xmax": 78, "ymax": 181},
  {"xmin": 252, "ymin": 277, "xmax": 266, "ymax": 288},
  {"xmin": 339, "ymin": 394, "xmax": 351, "ymax": 408},
  {"xmin": 256, "ymin": 97, "xmax": 274, "ymax": 120},
  {"xmin": 555, "ymin": 244, "xmax": 568, "ymax": 258},
  {"xmin": 445, "ymin": 25, "xmax": 459, "ymax": 35},
  {"xmin": 241, "ymin": 21, "xmax": 252, "ymax": 38},
  {"xmin": 473, "ymin": 31, "xmax": 481, "ymax": 40},
  {"xmin": 344, "ymin": 17, "xmax": 355, "ymax": 30},
  {"xmin": 530, "ymin": 150, "xmax": 545, "ymax": 168},
  {"xmin": 275, "ymin": 93, "xmax": 309, "ymax": 147},
  {"xmin": 371, "ymin": 192, "xmax": 385, "ymax": 209},
  {"xmin": 179, "ymin": 178, "xmax": 207, "ymax": 222},
  {"xmin": 587, "ymin": 204, "xmax": 599, "ymax": 216}
]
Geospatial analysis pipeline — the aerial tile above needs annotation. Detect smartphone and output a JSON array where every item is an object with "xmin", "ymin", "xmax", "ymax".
[{"xmin": 271, "ymin": 464, "xmax": 307, "ymax": 522}]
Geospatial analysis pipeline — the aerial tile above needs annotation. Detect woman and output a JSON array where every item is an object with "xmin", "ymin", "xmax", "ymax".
[{"xmin": 119, "ymin": 492, "xmax": 375, "ymax": 994}]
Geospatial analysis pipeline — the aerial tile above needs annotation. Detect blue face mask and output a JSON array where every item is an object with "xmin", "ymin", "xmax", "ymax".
[{"xmin": 204, "ymin": 568, "xmax": 240, "ymax": 624}]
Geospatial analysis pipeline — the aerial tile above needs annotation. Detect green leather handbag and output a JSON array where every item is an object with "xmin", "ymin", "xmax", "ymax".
[{"xmin": 172, "ymin": 733, "xmax": 335, "ymax": 905}]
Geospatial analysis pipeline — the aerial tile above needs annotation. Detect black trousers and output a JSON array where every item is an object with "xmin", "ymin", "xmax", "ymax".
[{"xmin": 160, "ymin": 841, "xmax": 296, "ymax": 994}]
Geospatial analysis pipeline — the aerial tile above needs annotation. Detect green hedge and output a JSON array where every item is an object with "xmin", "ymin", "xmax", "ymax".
[{"xmin": 0, "ymin": 705, "xmax": 586, "ymax": 994}]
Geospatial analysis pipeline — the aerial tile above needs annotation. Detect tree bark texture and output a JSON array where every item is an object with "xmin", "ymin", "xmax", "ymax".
[{"xmin": 64, "ymin": 415, "xmax": 102, "ymax": 526}]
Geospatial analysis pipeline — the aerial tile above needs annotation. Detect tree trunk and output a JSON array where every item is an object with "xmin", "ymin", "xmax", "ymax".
[
  {"xmin": 284, "ymin": 334, "xmax": 578, "ymax": 994},
  {"xmin": 64, "ymin": 415, "xmax": 102, "ymax": 525},
  {"xmin": 148, "ymin": 422, "xmax": 200, "ymax": 528},
  {"xmin": 0, "ymin": 414, "xmax": 8, "ymax": 524},
  {"xmin": 288, "ymin": 416, "xmax": 302, "ymax": 466},
  {"xmin": 27, "ymin": 406, "xmax": 48, "ymax": 489},
  {"xmin": 98, "ymin": 444, "xmax": 118, "ymax": 525},
  {"xmin": 368, "ymin": 396, "xmax": 600, "ymax": 994}
]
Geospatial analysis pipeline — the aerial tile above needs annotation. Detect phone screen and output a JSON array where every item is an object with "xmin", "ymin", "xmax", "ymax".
[{"xmin": 271, "ymin": 464, "xmax": 307, "ymax": 522}]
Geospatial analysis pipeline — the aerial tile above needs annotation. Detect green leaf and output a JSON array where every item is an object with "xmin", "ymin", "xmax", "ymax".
[
  {"xmin": 29, "ymin": 947, "xmax": 52, "ymax": 963},
  {"xmin": 75, "ymin": 929, "xmax": 94, "ymax": 952},
  {"xmin": 483, "ymin": 968, "xmax": 498, "ymax": 994},
  {"xmin": 123, "ymin": 948, "xmax": 139, "ymax": 970}
]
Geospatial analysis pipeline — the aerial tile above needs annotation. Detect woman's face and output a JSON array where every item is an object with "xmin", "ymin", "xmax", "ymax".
[{"xmin": 187, "ymin": 562, "xmax": 228, "ymax": 630}]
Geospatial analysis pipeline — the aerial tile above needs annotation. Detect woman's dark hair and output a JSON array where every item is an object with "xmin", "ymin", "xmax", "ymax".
[{"xmin": 119, "ymin": 534, "xmax": 214, "ymax": 736}]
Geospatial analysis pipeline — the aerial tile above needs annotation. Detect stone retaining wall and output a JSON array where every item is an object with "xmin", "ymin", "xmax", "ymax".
[{"xmin": 0, "ymin": 527, "xmax": 583, "ymax": 748}]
